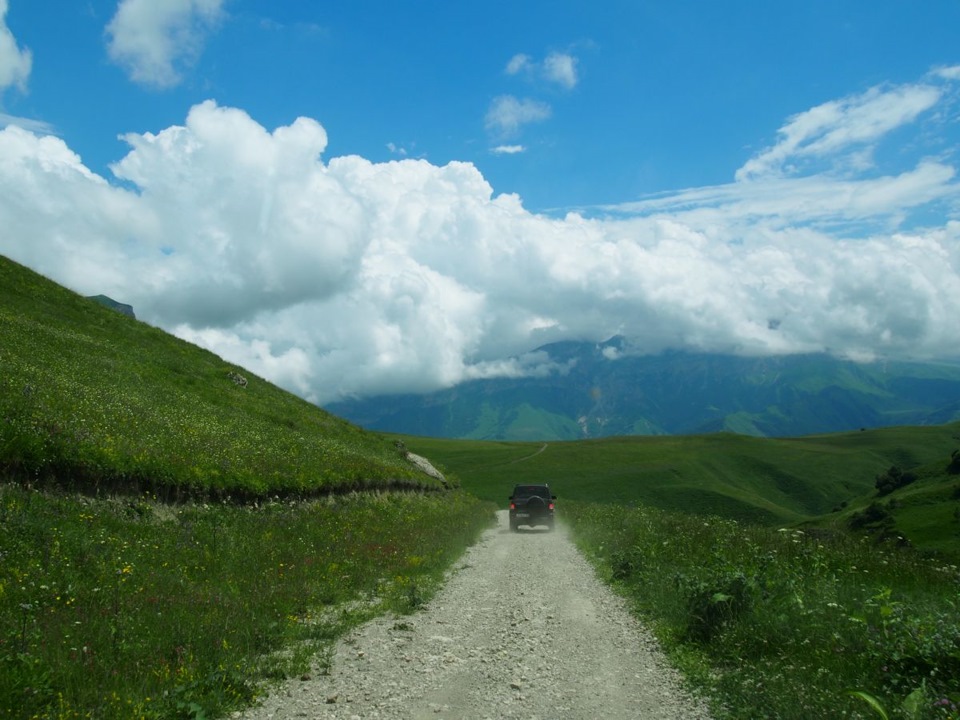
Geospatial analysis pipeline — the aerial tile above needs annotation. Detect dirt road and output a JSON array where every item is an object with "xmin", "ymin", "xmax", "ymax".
[{"xmin": 237, "ymin": 511, "xmax": 712, "ymax": 719}]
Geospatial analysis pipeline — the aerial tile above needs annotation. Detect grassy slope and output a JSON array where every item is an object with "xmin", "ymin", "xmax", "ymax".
[
  {"xmin": 809, "ymin": 452, "xmax": 960, "ymax": 555},
  {"xmin": 0, "ymin": 255, "xmax": 437, "ymax": 497}
]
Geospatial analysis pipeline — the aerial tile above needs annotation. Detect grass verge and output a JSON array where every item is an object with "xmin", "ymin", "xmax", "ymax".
[
  {"xmin": 0, "ymin": 484, "xmax": 494, "ymax": 719},
  {"xmin": 565, "ymin": 501, "xmax": 960, "ymax": 720}
]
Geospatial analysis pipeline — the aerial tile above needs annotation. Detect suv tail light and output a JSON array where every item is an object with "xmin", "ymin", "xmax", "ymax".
[
  {"xmin": 510, "ymin": 502, "xmax": 516, "ymax": 510},
  {"xmin": 548, "ymin": 502, "xmax": 555, "ymax": 510}
]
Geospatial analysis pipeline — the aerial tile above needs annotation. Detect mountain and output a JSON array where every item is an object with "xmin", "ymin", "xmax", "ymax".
[{"xmin": 325, "ymin": 338, "xmax": 960, "ymax": 440}]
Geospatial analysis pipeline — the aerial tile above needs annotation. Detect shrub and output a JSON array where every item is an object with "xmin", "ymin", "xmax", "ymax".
[
  {"xmin": 948, "ymin": 450, "xmax": 960, "ymax": 475},
  {"xmin": 848, "ymin": 501, "xmax": 893, "ymax": 530},
  {"xmin": 875, "ymin": 465, "xmax": 917, "ymax": 496}
]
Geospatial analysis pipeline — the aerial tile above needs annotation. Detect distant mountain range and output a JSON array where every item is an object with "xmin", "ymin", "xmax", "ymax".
[{"xmin": 325, "ymin": 338, "xmax": 960, "ymax": 440}]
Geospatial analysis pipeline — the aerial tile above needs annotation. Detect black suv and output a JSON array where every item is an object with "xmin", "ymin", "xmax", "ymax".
[{"xmin": 508, "ymin": 484, "xmax": 556, "ymax": 531}]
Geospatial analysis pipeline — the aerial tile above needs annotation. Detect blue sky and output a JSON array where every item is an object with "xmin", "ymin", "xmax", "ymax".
[{"xmin": 1, "ymin": 0, "xmax": 960, "ymax": 404}]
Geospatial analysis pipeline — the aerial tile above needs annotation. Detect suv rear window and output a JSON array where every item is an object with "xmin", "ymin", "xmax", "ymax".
[{"xmin": 513, "ymin": 485, "xmax": 550, "ymax": 498}]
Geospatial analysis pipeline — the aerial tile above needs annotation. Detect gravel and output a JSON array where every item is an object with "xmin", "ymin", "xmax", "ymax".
[{"xmin": 235, "ymin": 510, "xmax": 713, "ymax": 720}]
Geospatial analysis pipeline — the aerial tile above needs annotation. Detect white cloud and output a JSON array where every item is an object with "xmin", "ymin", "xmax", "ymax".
[
  {"xmin": 737, "ymin": 82, "xmax": 942, "ymax": 181},
  {"xmin": 0, "ymin": 0, "xmax": 31, "ymax": 92},
  {"xmin": 490, "ymin": 50, "xmax": 578, "ymax": 141},
  {"xmin": 505, "ymin": 53, "xmax": 532, "ymax": 76},
  {"xmin": 933, "ymin": 64, "xmax": 960, "ymax": 81},
  {"xmin": 491, "ymin": 144, "xmax": 525, "ymax": 155},
  {"xmin": 1, "ymin": 68, "xmax": 959, "ymax": 407},
  {"xmin": 612, "ymin": 161, "xmax": 957, "ymax": 229},
  {"xmin": 107, "ymin": 100, "xmax": 363, "ymax": 326},
  {"xmin": 543, "ymin": 52, "xmax": 578, "ymax": 89},
  {"xmin": 0, "ymin": 112, "xmax": 54, "ymax": 135},
  {"xmin": 504, "ymin": 50, "xmax": 579, "ymax": 89},
  {"xmin": 485, "ymin": 95, "xmax": 551, "ymax": 137},
  {"xmin": 105, "ymin": 0, "xmax": 226, "ymax": 88}
]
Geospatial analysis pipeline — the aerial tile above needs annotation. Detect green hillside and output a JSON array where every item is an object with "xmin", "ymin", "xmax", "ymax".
[
  {"xmin": 0, "ymin": 255, "xmax": 440, "ymax": 498},
  {"xmin": 808, "ymin": 448, "xmax": 960, "ymax": 555},
  {"xmin": 404, "ymin": 424, "xmax": 960, "ymax": 546}
]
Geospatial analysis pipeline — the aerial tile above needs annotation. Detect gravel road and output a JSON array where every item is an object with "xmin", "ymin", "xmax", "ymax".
[{"xmin": 236, "ymin": 510, "xmax": 713, "ymax": 720}]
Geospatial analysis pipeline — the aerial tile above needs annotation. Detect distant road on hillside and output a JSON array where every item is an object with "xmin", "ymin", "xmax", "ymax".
[{"xmin": 509, "ymin": 442, "xmax": 549, "ymax": 463}]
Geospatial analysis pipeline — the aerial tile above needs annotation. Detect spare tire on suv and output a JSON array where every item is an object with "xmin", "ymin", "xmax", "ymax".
[{"xmin": 508, "ymin": 484, "xmax": 556, "ymax": 531}]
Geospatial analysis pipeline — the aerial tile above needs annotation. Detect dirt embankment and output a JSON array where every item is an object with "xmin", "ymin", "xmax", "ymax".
[{"xmin": 235, "ymin": 511, "xmax": 712, "ymax": 719}]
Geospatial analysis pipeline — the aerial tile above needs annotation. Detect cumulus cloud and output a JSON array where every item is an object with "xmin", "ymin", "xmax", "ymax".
[
  {"xmin": 106, "ymin": 0, "xmax": 226, "ymax": 88},
  {"xmin": 108, "ymin": 100, "xmax": 367, "ymax": 327},
  {"xmin": 485, "ymin": 95, "xmax": 551, "ymax": 137},
  {"xmin": 1, "ymin": 68, "xmax": 959, "ymax": 407},
  {"xmin": 491, "ymin": 144, "xmax": 525, "ymax": 155},
  {"xmin": 0, "ymin": 0, "xmax": 31, "ymax": 92}
]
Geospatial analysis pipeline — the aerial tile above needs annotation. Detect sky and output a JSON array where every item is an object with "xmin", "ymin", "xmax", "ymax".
[{"xmin": 1, "ymin": 1, "xmax": 959, "ymax": 405}]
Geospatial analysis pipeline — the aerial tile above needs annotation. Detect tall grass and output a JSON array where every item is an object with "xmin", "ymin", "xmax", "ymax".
[
  {"xmin": 565, "ymin": 501, "xmax": 960, "ymax": 720},
  {"xmin": 0, "ymin": 485, "xmax": 494, "ymax": 719}
]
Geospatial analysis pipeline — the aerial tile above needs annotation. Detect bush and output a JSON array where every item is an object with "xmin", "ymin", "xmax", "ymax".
[
  {"xmin": 948, "ymin": 450, "xmax": 960, "ymax": 475},
  {"xmin": 848, "ymin": 501, "xmax": 893, "ymax": 530},
  {"xmin": 875, "ymin": 465, "xmax": 917, "ymax": 496}
]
